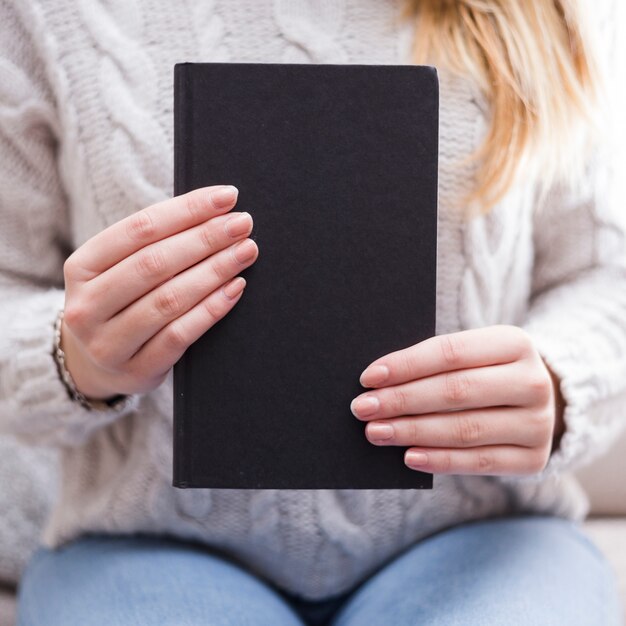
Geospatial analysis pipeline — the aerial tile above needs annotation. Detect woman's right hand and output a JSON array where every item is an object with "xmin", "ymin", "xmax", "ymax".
[{"xmin": 60, "ymin": 185, "xmax": 258, "ymax": 401}]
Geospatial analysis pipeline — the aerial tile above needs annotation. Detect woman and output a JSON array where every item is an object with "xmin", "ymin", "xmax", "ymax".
[{"xmin": 1, "ymin": 0, "xmax": 624, "ymax": 624}]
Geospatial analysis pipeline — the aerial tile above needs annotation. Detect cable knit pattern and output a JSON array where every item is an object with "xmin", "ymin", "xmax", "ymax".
[
  {"xmin": 275, "ymin": 0, "xmax": 349, "ymax": 63},
  {"xmin": 1, "ymin": 0, "xmax": 625, "ymax": 600}
]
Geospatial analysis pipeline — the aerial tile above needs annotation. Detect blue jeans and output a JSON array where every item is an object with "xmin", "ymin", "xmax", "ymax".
[{"xmin": 16, "ymin": 515, "xmax": 623, "ymax": 625}]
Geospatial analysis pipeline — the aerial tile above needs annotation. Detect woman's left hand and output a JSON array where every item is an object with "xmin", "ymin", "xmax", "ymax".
[{"xmin": 351, "ymin": 325, "xmax": 565, "ymax": 476}]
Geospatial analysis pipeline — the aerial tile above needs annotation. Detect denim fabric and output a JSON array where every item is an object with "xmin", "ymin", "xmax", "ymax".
[{"xmin": 17, "ymin": 515, "xmax": 623, "ymax": 626}]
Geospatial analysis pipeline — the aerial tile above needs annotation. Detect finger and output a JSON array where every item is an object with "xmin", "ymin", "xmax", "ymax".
[
  {"xmin": 364, "ymin": 407, "xmax": 549, "ymax": 449},
  {"xmin": 403, "ymin": 444, "xmax": 549, "ymax": 476},
  {"xmin": 100, "ymin": 238, "xmax": 258, "ymax": 363},
  {"xmin": 85, "ymin": 211, "xmax": 255, "ymax": 322},
  {"xmin": 359, "ymin": 326, "xmax": 532, "ymax": 388},
  {"xmin": 128, "ymin": 276, "xmax": 247, "ymax": 379},
  {"xmin": 69, "ymin": 186, "xmax": 239, "ymax": 278},
  {"xmin": 351, "ymin": 362, "xmax": 538, "ymax": 421}
]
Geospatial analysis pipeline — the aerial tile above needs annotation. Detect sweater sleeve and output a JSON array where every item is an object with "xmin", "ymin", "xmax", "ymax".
[
  {"xmin": 500, "ymin": 0, "xmax": 626, "ymax": 484},
  {"xmin": 0, "ymin": 0, "xmax": 139, "ymax": 448}
]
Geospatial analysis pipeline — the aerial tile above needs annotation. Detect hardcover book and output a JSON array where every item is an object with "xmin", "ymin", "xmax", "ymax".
[{"xmin": 173, "ymin": 61, "xmax": 438, "ymax": 489}]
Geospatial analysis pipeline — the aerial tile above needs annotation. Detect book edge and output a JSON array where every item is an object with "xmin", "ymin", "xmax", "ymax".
[{"xmin": 172, "ymin": 62, "xmax": 192, "ymax": 488}]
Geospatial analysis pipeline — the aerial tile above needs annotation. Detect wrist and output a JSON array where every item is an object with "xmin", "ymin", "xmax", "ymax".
[{"xmin": 54, "ymin": 309, "xmax": 128, "ymax": 410}]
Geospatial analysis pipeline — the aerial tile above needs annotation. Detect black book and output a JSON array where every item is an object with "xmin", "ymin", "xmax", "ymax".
[{"xmin": 173, "ymin": 62, "xmax": 438, "ymax": 489}]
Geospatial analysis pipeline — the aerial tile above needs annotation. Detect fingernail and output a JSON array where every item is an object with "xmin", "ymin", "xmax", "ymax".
[
  {"xmin": 224, "ymin": 212, "xmax": 252, "ymax": 238},
  {"xmin": 360, "ymin": 364, "xmax": 389, "ymax": 387},
  {"xmin": 233, "ymin": 239, "xmax": 257, "ymax": 263},
  {"xmin": 368, "ymin": 423, "xmax": 394, "ymax": 440},
  {"xmin": 212, "ymin": 185, "xmax": 239, "ymax": 209},
  {"xmin": 405, "ymin": 451, "xmax": 428, "ymax": 466},
  {"xmin": 223, "ymin": 276, "xmax": 246, "ymax": 299},
  {"xmin": 350, "ymin": 395, "xmax": 380, "ymax": 418}
]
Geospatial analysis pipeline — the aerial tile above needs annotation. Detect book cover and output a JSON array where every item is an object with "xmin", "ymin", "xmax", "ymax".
[{"xmin": 173, "ymin": 61, "xmax": 438, "ymax": 489}]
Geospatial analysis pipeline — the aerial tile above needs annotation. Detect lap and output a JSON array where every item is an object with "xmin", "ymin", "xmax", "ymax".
[
  {"xmin": 16, "ymin": 515, "xmax": 624, "ymax": 626},
  {"xmin": 331, "ymin": 514, "xmax": 624, "ymax": 626}
]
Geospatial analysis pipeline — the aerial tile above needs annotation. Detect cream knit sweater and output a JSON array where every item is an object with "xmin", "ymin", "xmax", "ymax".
[{"xmin": 1, "ymin": 0, "xmax": 626, "ymax": 601}]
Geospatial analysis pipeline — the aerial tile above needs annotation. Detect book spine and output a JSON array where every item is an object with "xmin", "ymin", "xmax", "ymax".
[
  {"xmin": 431, "ymin": 68, "xmax": 439, "ymax": 342},
  {"xmin": 172, "ymin": 63, "xmax": 192, "ymax": 488}
]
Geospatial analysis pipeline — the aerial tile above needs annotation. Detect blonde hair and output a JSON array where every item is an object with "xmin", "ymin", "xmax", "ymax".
[{"xmin": 400, "ymin": 0, "xmax": 602, "ymax": 212}]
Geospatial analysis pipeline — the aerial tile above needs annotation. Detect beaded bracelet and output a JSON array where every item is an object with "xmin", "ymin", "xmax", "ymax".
[{"xmin": 52, "ymin": 309, "xmax": 128, "ymax": 411}]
